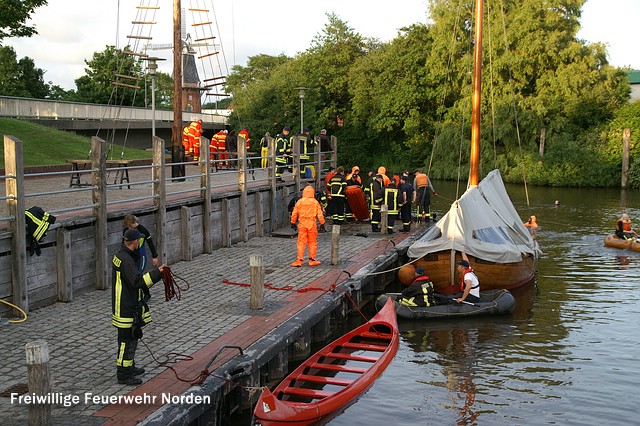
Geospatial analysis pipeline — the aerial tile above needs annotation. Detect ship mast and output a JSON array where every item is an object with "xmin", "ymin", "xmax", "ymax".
[
  {"xmin": 171, "ymin": 0, "xmax": 184, "ymax": 178},
  {"xmin": 469, "ymin": 0, "xmax": 484, "ymax": 187}
]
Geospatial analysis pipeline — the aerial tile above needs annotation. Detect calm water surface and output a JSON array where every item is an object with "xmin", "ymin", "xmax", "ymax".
[{"xmin": 326, "ymin": 182, "xmax": 640, "ymax": 426}]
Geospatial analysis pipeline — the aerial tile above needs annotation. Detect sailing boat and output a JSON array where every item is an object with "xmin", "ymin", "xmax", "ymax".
[{"xmin": 406, "ymin": 0, "xmax": 540, "ymax": 294}]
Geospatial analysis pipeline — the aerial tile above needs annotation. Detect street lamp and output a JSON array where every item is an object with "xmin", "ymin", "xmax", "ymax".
[
  {"xmin": 144, "ymin": 56, "xmax": 166, "ymax": 139},
  {"xmin": 295, "ymin": 87, "xmax": 307, "ymax": 133}
]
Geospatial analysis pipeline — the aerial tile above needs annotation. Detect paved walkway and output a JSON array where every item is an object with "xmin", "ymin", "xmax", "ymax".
[{"xmin": 0, "ymin": 218, "xmax": 413, "ymax": 425}]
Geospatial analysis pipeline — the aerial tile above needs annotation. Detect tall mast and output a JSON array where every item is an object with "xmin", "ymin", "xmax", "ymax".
[
  {"xmin": 469, "ymin": 0, "xmax": 484, "ymax": 187},
  {"xmin": 171, "ymin": 0, "xmax": 184, "ymax": 178}
]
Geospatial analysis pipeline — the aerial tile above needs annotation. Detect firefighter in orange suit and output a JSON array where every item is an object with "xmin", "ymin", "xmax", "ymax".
[
  {"xmin": 239, "ymin": 128, "xmax": 250, "ymax": 151},
  {"xmin": 291, "ymin": 185, "xmax": 325, "ymax": 267},
  {"xmin": 213, "ymin": 130, "xmax": 228, "ymax": 167},
  {"xmin": 182, "ymin": 125, "xmax": 192, "ymax": 158},
  {"xmin": 189, "ymin": 120, "xmax": 203, "ymax": 161}
]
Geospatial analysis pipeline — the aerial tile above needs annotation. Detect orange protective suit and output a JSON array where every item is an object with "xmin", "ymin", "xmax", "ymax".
[
  {"xmin": 291, "ymin": 186, "xmax": 325, "ymax": 267},
  {"xmin": 377, "ymin": 166, "xmax": 391, "ymax": 187}
]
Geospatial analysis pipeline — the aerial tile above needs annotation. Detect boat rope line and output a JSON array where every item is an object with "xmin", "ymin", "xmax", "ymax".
[
  {"xmin": 138, "ymin": 338, "xmax": 262, "ymax": 391},
  {"xmin": 161, "ymin": 266, "xmax": 190, "ymax": 301}
]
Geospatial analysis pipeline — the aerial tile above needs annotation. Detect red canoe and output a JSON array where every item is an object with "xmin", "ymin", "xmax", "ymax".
[{"xmin": 253, "ymin": 298, "xmax": 399, "ymax": 425}]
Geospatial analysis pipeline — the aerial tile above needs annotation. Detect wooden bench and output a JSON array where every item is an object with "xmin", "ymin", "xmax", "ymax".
[{"xmin": 67, "ymin": 159, "xmax": 132, "ymax": 189}]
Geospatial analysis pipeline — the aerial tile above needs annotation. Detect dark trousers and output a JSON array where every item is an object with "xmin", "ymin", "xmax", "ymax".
[
  {"xmin": 400, "ymin": 203, "xmax": 412, "ymax": 229},
  {"xmin": 371, "ymin": 207, "xmax": 381, "ymax": 230},
  {"xmin": 116, "ymin": 327, "xmax": 138, "ymax": 377},
  {"xmin": 416, "ymin": 187, "xmax": 431, "ymax": 216},
  {"xmin": 332, "ymin": 197, "xmax": 345, "ymax": 223}
]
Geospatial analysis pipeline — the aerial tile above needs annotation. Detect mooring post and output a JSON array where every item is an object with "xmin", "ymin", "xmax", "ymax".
[
  {"xmin": 380, "ymin": 204, "xmax": 389, "ymax": 233},
  {"xmin": 26, "ymin": 340, "xmax": 51, "ymax": 426},
  {"xmin": 331, "ymin": 225, "xmax": 340, "ymax": 265},
  {"xmin": 622, "ymin": 128, "xmax": 630, "ymax": 189},
  {"xmin": 250, "ymin": 255, "xmax": 264, "ymax": 310}
]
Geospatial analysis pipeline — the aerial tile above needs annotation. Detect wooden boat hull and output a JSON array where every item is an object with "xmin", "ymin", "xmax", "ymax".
[
  {"xmin": 604, "ymin": 234, "xmax": 640, "ymax": 252},
  {"xmin": 416, "ymin": 251, "xmax": 536, "ymax": 295},
  {"xmin": 376, "ymin": 289, "xmax": 516, "ymax": 319},
  {"xmin": 345, "ymin": 185, "xmax": 369, "ymax": 221},
  {"xmin": 253, "ymin": 298, "xmax": 399, "ymax": 425}
]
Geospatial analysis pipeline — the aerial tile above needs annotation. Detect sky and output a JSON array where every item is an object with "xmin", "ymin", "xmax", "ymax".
[{"xmin": 6, "ymin": 0, "xmax": 640, "ymax": 92}]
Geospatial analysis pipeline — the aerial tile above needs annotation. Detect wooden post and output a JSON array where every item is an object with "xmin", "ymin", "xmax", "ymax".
[
  {"xmin": 153, "ymin": 136, "xmax": 167, "ymax": 264},
  {"xmin": 254, "ymin": 192, "xmax": 264, "ymax": 237},
  {"xmin": 26, "ymin": 340, "xmax": 51, "ymax": 425},
  {"xmin": 330, "ymin": 135, "xmax": 338, "ymax": 170},
  {"xmin": 292, "ymin": 135, "xmax": 301, "ymax": 194},
  {"xmin": 200, "ymin": 137, "xmax": 212, "ymax": 253},
  {"xmin": 380, "ymin": 204, "xmax": 389, "ymax": 234},
  {"xmin": 56, "ymin": 228, "xmax": 73, "ymax": 302},
  {"xmin": 314, "ymin": 136, "xmax": 322, "ymax": 190},
  {"xmin": 249, "ymin": 255, "xmax": 264, "ymax": 310},
  {"xmin": 539, "ymin": 127, "xmax": 546, "ymax": 157},
  {"xmin": 268, "ymin": 134, "xmax": 277, "ymax": 233},
  {"xmin": 222, "ymin": 198, "xmax": 232, "ymax": 247},
  {"xmin": 238, "ymin": 134, "xmax": 249, "ymax": 242},
  {"xmin": 181, "ymin": 206, "xmax": 192, "ymax": 261},
  {"xmin": 4, "ymin": 136, "xmax": 27, "ymax": 314},
  {"xmin": 622, "ymin": 128, "xmax": 630, "ymax": 189},
  {"xmin": 92, "ymin": 136, "xmax": 108, "ymax": 290},
  {"xmin": 331, "ymin": 224, "xmax": 340, "ymax": 265}
]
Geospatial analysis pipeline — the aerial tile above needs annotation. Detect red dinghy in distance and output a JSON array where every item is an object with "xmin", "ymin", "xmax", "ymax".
[{"xmin": 253, "ymin": 298, "xmax": 399, "ymax": 425}]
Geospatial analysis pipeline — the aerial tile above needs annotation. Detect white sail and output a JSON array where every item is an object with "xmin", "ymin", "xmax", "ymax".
[{"xmin": 407, "ymin": 169, "xmax": 540, "ymax": 263}]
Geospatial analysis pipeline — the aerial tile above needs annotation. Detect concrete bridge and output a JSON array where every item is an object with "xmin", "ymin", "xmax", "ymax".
[{"xmin": 0, "ymin": 95, "xmax": 229, "ymax": 150}]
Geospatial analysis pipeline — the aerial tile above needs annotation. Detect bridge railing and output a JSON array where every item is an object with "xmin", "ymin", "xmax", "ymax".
[{"xmin": 0, "ymin": 95, "xmax": 226, "ymax": 125}]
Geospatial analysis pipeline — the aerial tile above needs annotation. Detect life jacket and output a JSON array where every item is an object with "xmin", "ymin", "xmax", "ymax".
[
  {"xmin": 399, "ymin": 275, "xmax": 435, "ymax": 307},
  {"xmin": 25, "ymin": 206, "xmax": 56, "ymax": 256},
  {"xmin": 623, "ymin": 220, "xmax": 632, "ymax": 232},
  {"xmin": 415, "ymin": 173, "xmax": 428, "ymax": 188},
  {"xmin": 524, "ymin": 215, "xmax": 538, "ymax": 229},
  {"xmin": 460, "ymin": 267, "xmax": 480, "ymax": 292}
]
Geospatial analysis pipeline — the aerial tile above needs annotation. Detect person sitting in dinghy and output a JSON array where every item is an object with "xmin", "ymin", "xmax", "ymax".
[
  {"xmin": 399, "ymin": 267, "xmax": 435, "ymax": 307},
  {"xmin": 455, "ymin": 253, "xmax": 480, "ymax": 304},
  {"xmin": 615, "ymin": 213, "xmax": 637, "ymax": 240}
]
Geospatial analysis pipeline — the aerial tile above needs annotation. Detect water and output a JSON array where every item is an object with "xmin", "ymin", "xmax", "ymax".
[{"xmin": 325, "ymin": 181, "xmax": 640, "ymax": 425}]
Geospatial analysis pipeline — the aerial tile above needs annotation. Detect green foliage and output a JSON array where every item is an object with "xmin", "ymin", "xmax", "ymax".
[
  {"xmin": 73, "ymin": 45, "xmax": 144, "ymax": 106},
  {"xmin": 0, "ymin": 117, "xmax": 152, "ymax": 167},
  {"xmin": 0, "ymin": 0, "xmax": 47, "ymax": 41},
  {"xmin": 0, "ymin": 46, "xmax": 49, "ymax": 98}
]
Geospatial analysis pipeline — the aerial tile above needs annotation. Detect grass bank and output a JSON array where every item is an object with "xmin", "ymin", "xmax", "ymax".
[{"xmin": 0, "ymin": 117, "xmax": 153, "ymax": 167}]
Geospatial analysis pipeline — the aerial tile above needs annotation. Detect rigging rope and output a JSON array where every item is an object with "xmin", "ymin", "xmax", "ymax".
[{"xmin": 162, "ymin": 266, "xmax": 190, "ymax": 301}]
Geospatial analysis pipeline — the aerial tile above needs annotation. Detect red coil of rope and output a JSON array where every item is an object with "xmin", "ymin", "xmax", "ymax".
[{"xmin": 162, "ymin": 266, "xmax": 190, "ymax": 301}]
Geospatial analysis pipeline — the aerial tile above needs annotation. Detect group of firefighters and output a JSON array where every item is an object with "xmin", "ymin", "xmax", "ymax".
[
  {"xmin": 323, "ymin": 166, "xmax": 437, "ymax": 235},
  {"xmin": 182, "ymin": 120, "xmax": 250, "ymax": 167}
]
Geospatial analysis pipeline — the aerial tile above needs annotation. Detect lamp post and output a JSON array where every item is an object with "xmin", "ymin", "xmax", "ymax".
[
  {"xmin": 295, "ymin": 87, "xmax": 307, "ymax": 133},
  {"xmin": 144, "ymin": 57, "xmax": 165, "ymax": 140}
]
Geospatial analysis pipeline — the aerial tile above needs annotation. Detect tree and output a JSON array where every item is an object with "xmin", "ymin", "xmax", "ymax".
[
  {"xmin": 0, "ymin": 45, "xmax": 49, "ymax": 98},
  {"xmin": 0, "ymin": 0, "xmax": 47, "ymax": 41},
  {"xmin": 74, "ymin": 45, "xmax": 144, "ymax": 106}
]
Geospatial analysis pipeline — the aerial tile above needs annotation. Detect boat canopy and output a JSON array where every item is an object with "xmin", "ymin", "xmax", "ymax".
[{"xmin": 407, "ymin": 169, "xmax": 540, "ymax": 263}]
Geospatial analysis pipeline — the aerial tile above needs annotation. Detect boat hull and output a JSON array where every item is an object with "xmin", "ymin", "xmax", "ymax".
[
  {"xmin": 416, "ymin": 251, "xmax": 536, "ymax": 294},
  {"xmin": 604, "ymin": 234, "xmax": 640, "ymax": 252},
  {"xmin": 376, "ymin": 289, "xmax": 516, "ymax": 319},
  {"xmin": 253, "ymin": 298, "xmax": 399, "ymax": 425}
]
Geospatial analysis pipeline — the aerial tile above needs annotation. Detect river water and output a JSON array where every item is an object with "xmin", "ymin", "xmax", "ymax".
[{"xmin": 324, "ymin": 180, "xmax": 640, "ymax": 425}]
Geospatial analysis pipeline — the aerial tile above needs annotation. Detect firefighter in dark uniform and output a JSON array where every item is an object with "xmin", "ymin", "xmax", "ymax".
[
  {"xmin": 275, "ymin": 127, "xmax": 291, "ymax": 180},
  {"xmin": 369, "ymin": 174, "xmax": 385, "ymax": 232},
  {"xmin": 329, "ymin": 166, "xmax": 348, "ymax": 224},
  {"xmin": 399, "ymin": 267, "xmax": 435, "ymax": 307},
  {"xmin": 399, "ymin": 175, "xmax": 414, "ymax": 232},
  {"xmin": 112, "ymin": 228, "xmax": 167, "ymax": 385},
  {"xmin": 384, "ymin": 179, "xmax": 400, "ymax": 234}
]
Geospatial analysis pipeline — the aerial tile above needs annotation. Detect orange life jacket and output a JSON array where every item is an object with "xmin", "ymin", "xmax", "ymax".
[{"xmin": 415, "ymin": 173, "xmax": 428, "ymax": 188}]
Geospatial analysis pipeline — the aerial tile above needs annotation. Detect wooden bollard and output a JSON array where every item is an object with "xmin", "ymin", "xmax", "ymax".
[
  {"xmin": 331, "ymin": 224, "xmax": 340, "ymax": 265},
  {"xmin": 380, "ymin": 204, "xmax": 388, "ymax": 233},
  {"xmin": 249, "ymin": 255, "xmax": 264, "ymax": 310},
  {"xmin": 26, "ymin": 340, "xmax": 51, "ymax": 425}
]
